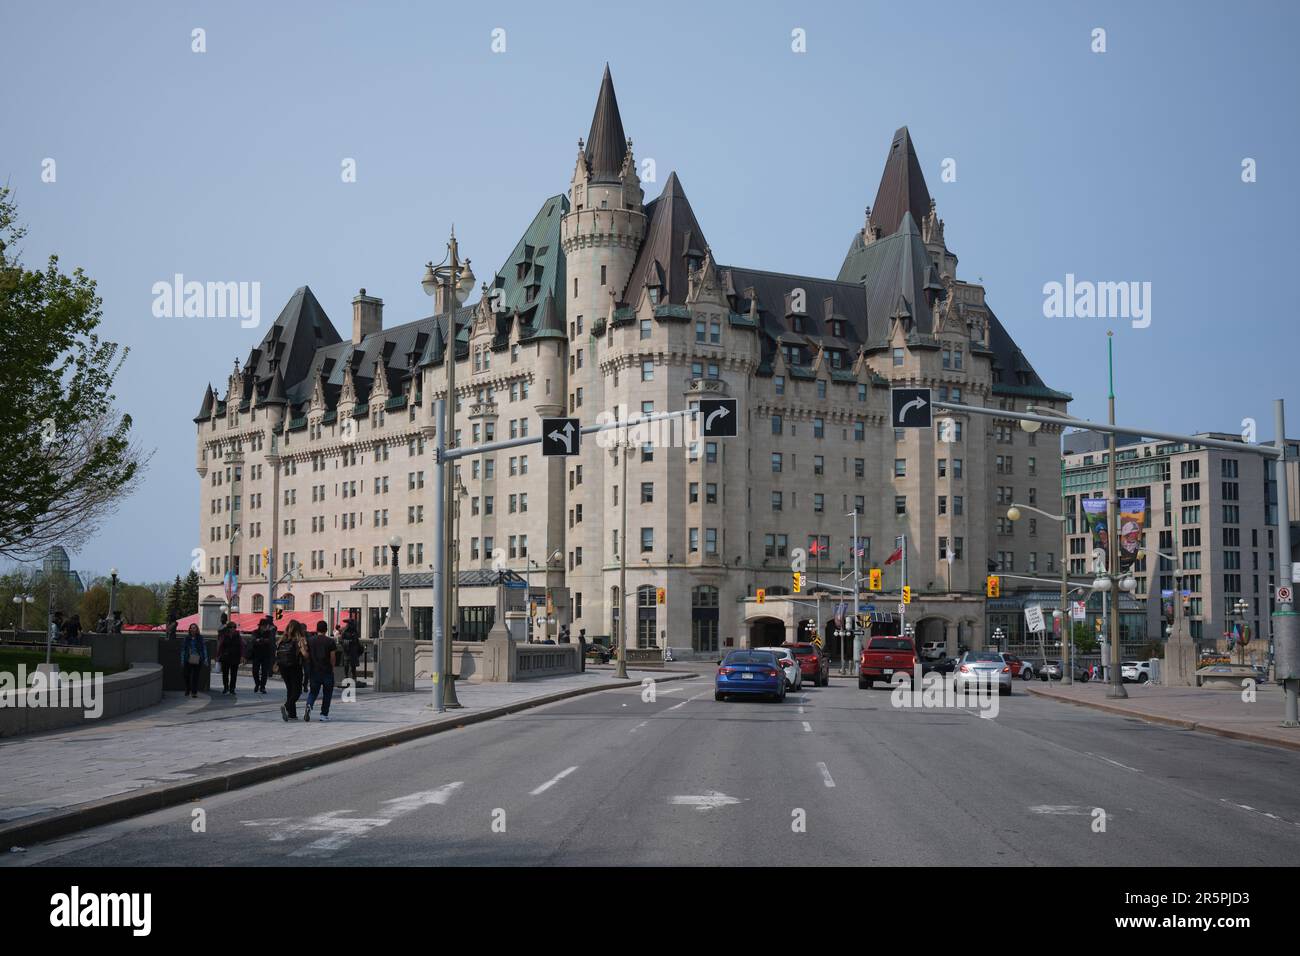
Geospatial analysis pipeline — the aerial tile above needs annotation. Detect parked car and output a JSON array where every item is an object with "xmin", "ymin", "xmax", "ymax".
[
  {"xmin": 585, "ymin": 642, "xmax": 612, "ymax": 664},
  {"xmin": 1003, "ymin": 654, "xmax": 1036, "ymax": 681},
  {"xmin": 859, "ymin": 636, "xmax": 917, "ymax": 689},
  {"xmin": 786, "ymin": 642, "xmax": 830, "ymax": 687},
  {"xmin": 953, "ymin": 651, "xmax": 1012, "ymax": 696},
  {"xmin": 715, "ymin": 649, "xmax": 786, "ymax": 702},
  {"xmin": 767, "ymin": 646, "xmax": 802, "ymax": 691},
  {"xmin": 1039, "ymin": 659, "xmax": 1091, "ymax": 682},
  {"xmin": 922, "ymin": 655, "xmax": 958, "ymax": 676},
  {"xmin": 1121, "ymin": 660, "xmax": 1152, "ymax": 684}
]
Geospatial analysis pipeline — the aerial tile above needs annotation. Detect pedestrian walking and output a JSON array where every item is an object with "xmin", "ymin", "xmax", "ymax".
[
  {"xmin": 340, "ymin": 617, "xmax": 361, "ymax": 686},
  {"xmin": 216, "ymin": 622, "xmax": 243, "ymax": 696},
  {"xmin": 277, "ymin": 620, "xmax": 307, "ymax": 721},
  {"xmin": 251, "ymin": 616, "xmax": 276, "ymax": 693},
  {"xmin": 165, "ymin": 614, "xmax": 178, "ymax": 642},
  {"xmin": 303, "ymin": 620, "xmax": 337, "ymax": 722},
  {"xmin": 181, "ymin": 624, "xmax": 207, "ymax": 698},
  {"xmin": 578, "ymin": 627, "xmax": 587, "ymax": 673}
]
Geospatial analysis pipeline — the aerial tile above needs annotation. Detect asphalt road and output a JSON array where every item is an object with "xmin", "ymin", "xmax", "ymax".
[{"xmin": 8, "ymin": 676, "xmax": 1300, "ymax": 866}]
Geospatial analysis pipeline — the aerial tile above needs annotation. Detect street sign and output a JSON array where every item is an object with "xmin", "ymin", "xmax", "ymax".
[
  {"xmin": 1279, "ymin": 585, "xmax": 1294, "ymax": 603},
  {"xmin": 1070, "ymin": 600, "xmax": 1086, "ymax": 621},
  {"xmin": 271, "ymin": 597, "xmax": 293, "ymax": 606},
  {"xmin": 697, "ymin": 398, "xmax": 738, "ymax": 438},
  {"xmin": 890, "ymin": 387, "xmax": 932, "ymax": 429},
  {"xmin": 897, "ymin": 602, "xmax": 906, "ymax": 615},
  {"xmin": 504, "ymin": 580, "xmax": 528, "ymax": 589},
  {"xmin": 1025, "ymin": 604, "xmax": 1046, "ymax": 633},
  {"xmin": 541, "ymin": 417, "xmax": 581, "ymax": 456}
]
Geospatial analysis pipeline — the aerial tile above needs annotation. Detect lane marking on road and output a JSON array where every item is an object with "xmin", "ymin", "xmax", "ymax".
[
  {"xmin": 802, "ymin": 721, "xmax": 812, "ymax": 733},
  {"xmin": 530, "ymin": 765, "xmax": 579, "ymax": 795},
  {"xmin": 242, "ymin": 782, "xmax": 464, "ymax": 858},
  {"xmin": 665, "ymin": 701, "xmax": 688, "ymax": 711},
  {"xmin": 1085, "ymin": 752, "xmax": 1143, "ymax": 773},
  {"xmin": 797, "ymin": 705, "xmax": 805, "ymax": 714},
  {"xmin": 669, "ymin": 791, "xmax": 743, "ymax": 812},
  {"xmin": 1028, "ymin": 805, "xmax": 1093, "ymax": 815},
  {"xmin": 817, "ymin": 762, "xmax": 835, "ymax": 788},
  {"xmin": 1219, "ymin": 799, "xmax": 1300, "ymax": 828},
  {"xmin": 630, "ymin": 721, "xmax": 648, "ymax": 733}
]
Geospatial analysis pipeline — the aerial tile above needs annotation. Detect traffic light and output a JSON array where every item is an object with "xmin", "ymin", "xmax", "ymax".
[
  {"xmin": 656, "ymin": 587, "xmax": 666, "ymax": 605},
  {"xmin": 902, "ymin": 585, "xmax": 912, "ymax": 604},
  {"xmin": 869, "ymin": 568, "xmax": 882, "ymax": 590},
  {"xmin": 792, "ymin": 572, "xmax": 803, "ymax": 594},
  {"xmin": 274, "ymin": 607, "xmax": 283, "ymax": 621},
  {"xmin": 985, "ymin": 575, "xmax": 1001, "ymax": 598},
  {"xmin": 756, "ymin": 588, "xmax": 766, "ymax": 605}
]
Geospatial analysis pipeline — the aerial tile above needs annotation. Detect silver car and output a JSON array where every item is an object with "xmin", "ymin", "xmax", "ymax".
[{"xmin": 953, "ymin": 651, "xmax": 1013, "ymax": 697}]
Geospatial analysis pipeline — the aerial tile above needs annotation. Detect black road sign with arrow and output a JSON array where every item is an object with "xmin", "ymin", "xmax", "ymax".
[
  {"xmin": 891, "ymin": 387, "xmax": 932, "ymax": 428},
  {"xmin": 698, "ymin": 398, "xmax": 738, "ymax": 438},
  {"xmin": 541, "ymin": 417, "xmax": 581, "ymax": 456}
]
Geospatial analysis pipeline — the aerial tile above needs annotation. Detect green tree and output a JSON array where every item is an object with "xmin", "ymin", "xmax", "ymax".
[
  {"xmin": 1072, "ymin": 622, "xmax": 1099, "ymax": 655},
  {"xmin": 0, "ymin": 186, "xmax": 152, "ymax": 560},
  {"xmin": 80, "ymin": 584, "xmax": 109, "ymax": 627},
  {"xmin": 165, "ymin": 575, "xmax": 183, "ymax": 621},
  {"xmin": 181, "ymin": 569, "xmax": 200, "ymax": 616}
]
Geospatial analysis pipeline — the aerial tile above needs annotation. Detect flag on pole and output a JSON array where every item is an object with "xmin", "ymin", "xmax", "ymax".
[{"xmin": 884, "ymin": 546, "xmax": 903, "ymax": 566}]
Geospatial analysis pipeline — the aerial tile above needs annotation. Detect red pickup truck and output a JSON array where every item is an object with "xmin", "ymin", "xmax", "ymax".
[{"xmin": 858, "ymin": 636, "xmax": 918, "ymax": 689}]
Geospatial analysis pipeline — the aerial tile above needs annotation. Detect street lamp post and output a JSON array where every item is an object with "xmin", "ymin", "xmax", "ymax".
[
  {"xmin": 1008, "ymin": 502, "xmax": 1071, "ymax": 684},
  {"xmin": 616, "ymin": 433, "xmax": 630, "ymax": 679},
  {"xmin": 12, "ymin": 593, "xmax": 33, "ymax": 634},
  {"xmin": 109, "ymin": 567, "xmax": 119, "ymax": 627},
  {"xmin": 424, "ymin": 231, "xmax": 475, "ymax": 710}
]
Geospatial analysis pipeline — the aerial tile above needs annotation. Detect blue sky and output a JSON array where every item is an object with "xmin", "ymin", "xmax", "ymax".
[{"xmin": 1, "ymin": 0, "xmax": 1296, "ymax": 582}]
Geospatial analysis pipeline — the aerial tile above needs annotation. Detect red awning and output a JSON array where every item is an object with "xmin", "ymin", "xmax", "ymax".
[{"xmin": 169, "ymin": 610, "xmax": 337, "ymax": 634}]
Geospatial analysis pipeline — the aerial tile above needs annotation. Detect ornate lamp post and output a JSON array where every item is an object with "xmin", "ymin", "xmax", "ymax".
[
  {"xmin": 12, "ymin": 593, "xmax": 34, "ymax": 633},
  {"xmin": 423, "ymin": 231, "xmax": 475, "ymax": 709}
]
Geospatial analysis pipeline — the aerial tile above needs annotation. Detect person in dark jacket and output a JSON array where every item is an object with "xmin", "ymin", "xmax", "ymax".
[
  {"xmin": 303, "ymin": 620, "xmax": 337, "ymax": 721},
  {"xmin": 577, "ymin": 628, "xmax": 587, "ymax": 673},
  {"xmin": 165, "ymin": 614, "xmax": 178, "ymax": 641},
  {"xmin": 340, "ymin": 618, "xmax": 362, "ymax": 685},
  {"xmin": 180, "ymin": 624, "xmax": 208, "ymax": 698},
  {"xmin": 250, "ymin": 617, "xmax": 276, "ymax": 693},
  {"xmin": 216, "ymin": 623, "xmax": 243, "ymax": 696},
  {"xmin": 278, "ymin": 620, "xmax": 307, "ymax": 721}
]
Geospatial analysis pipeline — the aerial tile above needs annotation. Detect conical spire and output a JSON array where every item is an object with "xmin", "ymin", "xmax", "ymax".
[
  {"xmin": 584, "ymin": 64, "xmax": 628, "ymax": 183},
  {"xmin": 868, "ymin": 127, "xmax": 932, "ymax": 239},
  {"xmin": 260, "ymin": 367, "xmax": 287, "ymax": 406},
  {"xmin": 530, "ymin": 289, "xmax": 566, "ymax": 340},
  {"xmin": 194, "ymin": 383, "xmax": 215, "ymax": 422},
  {"xmin": 622, "ymin": 172, "xmax": 709, "ymax": 306}
]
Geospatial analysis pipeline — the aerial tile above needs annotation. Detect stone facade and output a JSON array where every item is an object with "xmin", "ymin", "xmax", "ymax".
[{"xmin": 193, "ymin": 69, "xmax": 1071, "ymax": 656}]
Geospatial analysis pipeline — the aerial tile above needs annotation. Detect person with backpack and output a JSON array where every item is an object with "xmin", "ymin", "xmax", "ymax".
[
  {"xmin": 180, "ymin": 623, "xmax": 208, "ymax": 698},
  {"xmin": 303, "ymin": 620, "xmax": 337, "ymax": 722},
  {"xmin": 340, "ymin": 618, "xmax": 362, "ymax": 686},
  {"xmin": 216, "ymin": 622, "xmax": 244, "ymax": 696},
  {"xmin": 278, "ymin": 620, "xmax": 307, "ymax": 721},
  {"xmin": 250, "ymin": 617, "xmax": 276, "ymax": 693}
]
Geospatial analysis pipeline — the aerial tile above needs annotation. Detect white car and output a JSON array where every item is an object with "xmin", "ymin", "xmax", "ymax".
[
  {"xmin": 1121, "ymin": 660, "xmax": 1152, "ymax": 684},
  {"xmin": 953, "ymin": 651, "xmax": 1013, "ymax": 696},
  {"xmin": 920, "ymin": 640, "xmax": 946, "ymax": 661},
  {"xmin": 764, "ymin": 646, "xmax": 802, "ymax": 691}
]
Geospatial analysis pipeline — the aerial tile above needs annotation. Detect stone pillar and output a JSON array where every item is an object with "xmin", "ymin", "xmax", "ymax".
[{"xmin": 1164, "ymin": 617, "xmax": 1197, "ymax": 687}]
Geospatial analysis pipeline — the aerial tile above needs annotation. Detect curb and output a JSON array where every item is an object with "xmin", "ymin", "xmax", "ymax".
[
  {"xmin": 1026, "ymin": 687, "xmax": 1300, "ymax": 753},
  {"xmin": 0, "ymin": 672, "xmax": 699, "ymax": 852}
]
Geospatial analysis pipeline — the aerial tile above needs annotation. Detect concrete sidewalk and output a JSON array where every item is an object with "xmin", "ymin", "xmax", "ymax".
[
  {"xmin": 0, "ymin": 666, "xmax": 695, "ymax": 849},
  {"xmin": 1029, "ymin": 679, "xmax": 1300, "ymax": 752}
]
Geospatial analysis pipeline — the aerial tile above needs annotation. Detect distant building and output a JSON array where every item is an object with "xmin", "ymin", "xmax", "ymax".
[{"xmin": 33, "ymin": 545, "xmax": 85, "ymax": 595}]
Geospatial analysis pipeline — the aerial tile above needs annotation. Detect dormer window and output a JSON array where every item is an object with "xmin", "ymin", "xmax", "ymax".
[
  {"xmin": 648, "ymin": 287, "xmax": 660, "ymax": 305},
  {"xmin": 792, "ymin": 316, "xmax": 804, "ymax": 333}
]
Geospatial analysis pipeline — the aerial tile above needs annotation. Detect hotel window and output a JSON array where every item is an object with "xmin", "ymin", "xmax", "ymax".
[
  {"xmin": 689, "ymin": 482, "xmax": 699, "ymax": 503},
  {"xmin": 696, "ymin": 321, "xmax": 707, "ymax": 343},
  {"xmin": 710, "ymin": 321, "xmax": 721, "ymax": 344},
  {"xmin": 854, "ymin": 458, "xmax": 865, "ymax": 478},
  {"xmin": 774, "ymin": 376, "xmax": 785, "ymax": 395},
  {"xmin": 641, "ymin": 528, "xmax": 654, "ymax": 552},
  {"xmin": 705, "ymin": 528, "xmax": 718, "ymax": 554},
  {"xmin": 895, "ymin": 496, "xmax": 907, "ymax": 516},
  {"xmin": 641, "ymin": 482, "xmax": 654, "ymax": 503},
  {"xmin": 938, "ymin": 459, "xmax": 947, "ymax": 478},
  {"xmin": 706, "ymin": 442, "xmax": 718, "ymax": 464},
  {"xmin": 894, "ymin": 458, "xmax": 906, "ymax": 478},
  {"xmin": 817, "ymin": 381, "xmax": 827, "ymax": 400},
  {"xmin": 953, "ymin": 459, "xmax": 963, "ymax": 478},
  {"xmin": 772, "ymin": 492, "xmax": 783, "ymax": 511},
  {"xmin": 640, "ymin": 319, "xmax": 652, "ymax": 340},
  {"xmin": 854, "ymin": 420, "xmax": 865, "ymax": 441},
  {"xmin": 814, "ymin": 494, "xmax": 825, "ymax": 513},
  {"xmin": 814, "ymin": 418, "xmax": 825, "ymax": 438},
  {"xmin": 938, "ymin": 496, "xmax": 947, "ymax": 515},
  {"xmin": 689, "ymin": 528, "xmax": 699, "ymax": 552},
  {"xmin": 814, "ymin": 455, "xmax": 824, "ymax": 476},
  {"xmin": 772, "ymin": 453, "xmax": 783, "ymax": 473},
  {"xmin": 772, "ymin": 415, "xmax": 783, "ymax": 435},
  {"xmin": 892, "ymin": 348, "xmax": 904, "ymax": 366},
  {"xmin": 641, "ymin": 360, "xmax": 654, "ymax": 381}
]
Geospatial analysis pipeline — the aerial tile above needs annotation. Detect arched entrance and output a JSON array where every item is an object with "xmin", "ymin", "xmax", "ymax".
[
  {"xmin": 915, "ymin": 617, "xmax": 950, "ymax": 659},
  {"xmin": 749, "ymin": 617, "xmax": 786, "ymax": 647}
]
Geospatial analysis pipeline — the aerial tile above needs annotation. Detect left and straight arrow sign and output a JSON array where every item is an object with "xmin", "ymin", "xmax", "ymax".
[{"xmin": 541, "ymin": 417, "xmax": 581, "ymax": 456}]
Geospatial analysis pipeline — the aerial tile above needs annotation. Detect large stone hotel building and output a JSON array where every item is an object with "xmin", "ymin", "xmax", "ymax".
[{"xmin": 194, "ymin": 67, "xmax": 1075, "ymax": 657}]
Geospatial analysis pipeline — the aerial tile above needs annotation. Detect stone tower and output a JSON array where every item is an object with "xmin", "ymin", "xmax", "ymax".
[{"xmin": 560, "ymin": 65, "xmax": 647, "ymax": 635}]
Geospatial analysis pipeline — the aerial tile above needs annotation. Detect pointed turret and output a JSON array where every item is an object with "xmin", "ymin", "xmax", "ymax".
[
  {"xmin": 623, "ymin": 172, "xmax": 709, "ymax": 307},
  {"xmin": 585, "ymin": 64, "xmax": 628, "ymax": 183},
  {"xmin": 194, "ymin": 383, "xmax": 215, "ymax": 422},
  {"xmin": 529, "ymin": 289, "xmax": 566, "ymax": 340},
  {"xmin": 260, "ymin": 367, "xmax": 288, "ymax": 407},
  {"xmin": 867, "ymin": 127, "xmax": 932, "ymax": 239}
]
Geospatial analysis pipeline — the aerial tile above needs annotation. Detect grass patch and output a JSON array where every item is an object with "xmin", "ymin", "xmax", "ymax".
[{"xmin": 0, "ymin": 647, "xmax": 123, "ymax": 678}]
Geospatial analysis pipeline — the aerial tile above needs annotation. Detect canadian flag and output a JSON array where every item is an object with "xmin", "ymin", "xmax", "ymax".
[{"xmin": 884, "ymin": 546, "xmax": 903, "ymax": 566}]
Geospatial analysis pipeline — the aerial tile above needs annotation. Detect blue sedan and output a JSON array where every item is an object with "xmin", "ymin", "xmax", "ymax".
[{"xmin": 715, "ymin": 649, "xmax": 786, "ymax": 702}]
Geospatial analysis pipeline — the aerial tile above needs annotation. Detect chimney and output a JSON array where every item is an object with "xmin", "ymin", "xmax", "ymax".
[{"xmin": 352, "ymin": 289, "xmax": 383, "ymax": 344}]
